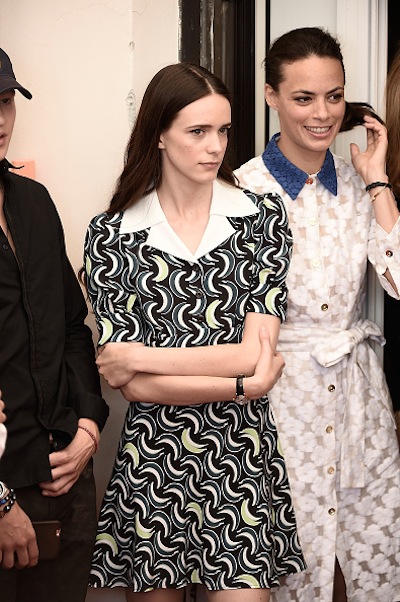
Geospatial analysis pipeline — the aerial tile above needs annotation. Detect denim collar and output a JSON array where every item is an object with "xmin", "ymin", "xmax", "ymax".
[{"xmin": 262, "ymin": 133, "xmax": 337, "ymax": 200}]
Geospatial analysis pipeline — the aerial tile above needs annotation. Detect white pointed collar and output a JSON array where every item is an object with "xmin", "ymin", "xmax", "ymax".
[{"xmin": 119, "ymin": 179, "xmax": 259, "ymax": 262}]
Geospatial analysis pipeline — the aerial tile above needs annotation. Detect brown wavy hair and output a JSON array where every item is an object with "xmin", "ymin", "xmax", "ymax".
[
  {"xmin": 264, "ymin": 27, "xmax": 383, "ymax": 133},
  {"xmin": 386, "ymin": 47, "xmax": 400, "ymax": 197},
  {"xmin": 107, "ymin": 63, "xmax": 235, "ymax": 215}
]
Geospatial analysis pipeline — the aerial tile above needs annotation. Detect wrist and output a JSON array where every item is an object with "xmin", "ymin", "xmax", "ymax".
[
  {"xmin": 365, "ymin": 181, "xmax": 393, "ymax": 203},
  {"xmin": 77, "ymin": 421, "xmax": 99, "ymax": 454},
  {"xmin": 365, "ymin": 175, "xmax": 389, "ymax": 188},
  {"xmin": 136, "ymin": 344, "xmax": 151, "ymax": 373},
  {"xmin": 245, "ymin": 374, "xmax": 272, "ymax": 400}
]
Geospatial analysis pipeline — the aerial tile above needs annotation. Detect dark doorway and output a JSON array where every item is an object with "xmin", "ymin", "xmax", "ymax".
[
  {"xmin": 388, "ymin": 0, "xmax": 400, "ymax": 66},
  {"xmin": 180, "ymin": 0, "xmax": 270, "ymax": 169}
]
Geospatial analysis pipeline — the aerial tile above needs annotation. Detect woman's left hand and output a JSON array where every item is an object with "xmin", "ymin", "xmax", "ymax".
[
  {"xmin": 246, "ymin": 327, "xmax": 285, "ymax": 398},
  {"xmin": 350, "ymin": 115, "xmax": 388, "ymax": 184}
]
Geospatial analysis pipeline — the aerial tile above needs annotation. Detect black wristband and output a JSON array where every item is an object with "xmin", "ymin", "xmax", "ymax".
[
  {"xmin": 236, "ymin": 374, "xmax": 245, "ymax": 397},
  {"xmin": 234, "ymin": 374, "xmax": 248, "ymax": 405},
  {"xmin": 365, "ymin": 181, "xmax": 392, "ymax": 192}
]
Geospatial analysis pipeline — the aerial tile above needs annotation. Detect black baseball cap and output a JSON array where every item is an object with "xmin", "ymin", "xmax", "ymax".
[{"xmin": 0, "ymin": 48, "xmax": 32, "ymax": 99}]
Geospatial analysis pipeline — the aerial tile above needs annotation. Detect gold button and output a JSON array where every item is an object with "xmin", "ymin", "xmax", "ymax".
[
  {"xmin": 328, "ymin": 384, "xmax": 335, "ymax": 392},
  {"xmin": 328, "ymin": 507, "xmax": 336, "ymax": 515},
  {"xmin": 321, "ymin": 303, "xmax": 329, "ymax": 311},
  {"xmin": 386, "ymin": 249, "xmax": 393, "ymax": 257},
  {"xmin": 327, "ymin": 466, "xmax": 335, "ymax": 474},
  {"xmin": 306, "ymin": 177, "xmax": 313, "ymax": 184},
  {"xmin": 326, "ymin": 425, "xmax": 333, "ymax": 433}
]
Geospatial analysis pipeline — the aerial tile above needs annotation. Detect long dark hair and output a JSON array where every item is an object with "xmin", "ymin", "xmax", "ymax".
[
  {"xmin": 264, "ymin": 27, "xmax": 383, "ymax": 132},
  {"xmin": 108, "ymin": 63, "xmax": 235, "ymax": 214}
]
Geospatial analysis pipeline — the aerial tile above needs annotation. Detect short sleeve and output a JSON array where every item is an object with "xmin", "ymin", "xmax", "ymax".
[
  {"xmin": 84, "ymin": 213, "xmax": 145, "ymax": 345},
  {"xmin": 244, "ymin": 191, "xmax": 292, "ymax": 321}
]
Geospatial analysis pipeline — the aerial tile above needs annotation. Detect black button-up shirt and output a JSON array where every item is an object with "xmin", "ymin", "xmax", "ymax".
[{"xmin": 0, "ymin": 163, "xmax": 108, "ymax": 489}]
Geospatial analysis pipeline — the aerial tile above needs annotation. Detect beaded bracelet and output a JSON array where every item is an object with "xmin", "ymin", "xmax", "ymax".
[
  {"xmin": 78, "ymin": 425, "xmax": 98, "ymax": 453},
  {"xmin": 0, "ymin": 489, "xmax": 16, "ymax": 519},
  {"xmin": 365, "ymin": 181, "xmax": 392, "ymax": 192}
]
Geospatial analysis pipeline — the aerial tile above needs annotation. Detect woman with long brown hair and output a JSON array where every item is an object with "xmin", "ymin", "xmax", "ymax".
[
  {"xmin": 84, "ymin": 63, "xmax": 306, "ymax": 602},
  {"xmin": 384, "ymin": 46, "xmax": 400, "ymax": 449}
]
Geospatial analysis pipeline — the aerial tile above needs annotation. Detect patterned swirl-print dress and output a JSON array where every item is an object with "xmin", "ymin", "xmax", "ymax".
[{"xmin": 85, "ymin": 181, "xmax": 306, "ymax": 592}]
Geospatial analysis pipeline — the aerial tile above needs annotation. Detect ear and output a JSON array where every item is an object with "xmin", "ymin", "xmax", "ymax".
[
  {"xmin": 158, "ymin": 133, "xmax": 165, "ymax": 150},
  {"xmin": 264, "ymin": 84, "xmax": 279, "ymax": 111}
]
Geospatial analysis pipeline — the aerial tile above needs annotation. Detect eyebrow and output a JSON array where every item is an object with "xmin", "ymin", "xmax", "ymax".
[
  {"xmin": 292, "ymin": 86, "xmax": 344, "ymax": 95},
  {"xmin": 187, "ymin": 122, "xmax": 232, "ymax": 129}
]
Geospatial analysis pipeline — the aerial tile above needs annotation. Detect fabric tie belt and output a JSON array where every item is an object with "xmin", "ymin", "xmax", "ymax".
[{"xmin": 279, "ymin": 319, "xmax": 390, "ymax": 489}]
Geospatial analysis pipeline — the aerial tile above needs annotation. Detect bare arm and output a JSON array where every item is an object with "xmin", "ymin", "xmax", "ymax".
[
  {"xmin": 97, "ymin": 312, "xmax": 281, "ymax": 389},
  {"xmin": 121, "ymin": 326, "xmax": 284, "ymax": 405},
  {"xmin": 351, "ymin": 115, "xmax": 400, "ymax": 292}
]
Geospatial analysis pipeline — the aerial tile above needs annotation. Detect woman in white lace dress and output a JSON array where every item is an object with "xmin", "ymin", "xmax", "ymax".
[{"xmin": 235, "ymin": 27, "xmax": 400, "ymax": 602}]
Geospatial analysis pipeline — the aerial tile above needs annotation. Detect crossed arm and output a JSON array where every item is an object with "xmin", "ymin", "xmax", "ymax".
[{"xmin": 96, "ymin": 312, "xmax": 285, "ymax": 405}]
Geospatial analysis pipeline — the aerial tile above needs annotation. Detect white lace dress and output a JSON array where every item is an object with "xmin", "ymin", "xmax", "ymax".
[{"xmin": 235, "ymin": 149, "xmax": 400, "ymax": 602}]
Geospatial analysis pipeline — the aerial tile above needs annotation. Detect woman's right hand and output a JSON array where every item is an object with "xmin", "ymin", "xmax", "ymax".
[
  {"xmin": 246, "ymin": 327, "xmax": 285, "ymax": 399},
  {"xmin": 96, "ymin": 342, "xmax": 145, "ymax": 388}
]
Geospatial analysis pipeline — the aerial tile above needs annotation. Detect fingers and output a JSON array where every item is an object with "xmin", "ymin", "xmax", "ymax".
[
  {"xmin": 0, "ymin": 506, "xmax": 39, "ymax": 569},
  {"xmin": 39, "ymin": 476, "xmax": 75, "ymax": 497},
  {"xmin": 362, "ymin": 114, "xmax": 385, "ymax": 128},
  {"xmin": 13, "ymin": 535, "xmax": 39, "ymax": 569},
  {"xmin": 272, "ymin": 352, "xmax": 285, "ymax": 383},
  {"xmin": 39, "ymin": 437, "xmax": 91, "ymax": 496},
  {"xmin": 39, "ymin": 455, "xmax": 78, "ymax": 495},
  {"xmin": 363, "ymin": 114, "xmax": 386, "ymax": 130},
  {"xmin": 25, "ymin": 536, "xmax": 40, "ymax": 568},
  {"xmin": 256, "ymin": 328, "xmax": 284, "ymax": 380},
  {"xmin": 362, "ymin": 116, "xmax": 388, "ymax": 148},
  {"xmin": 258, "ymin": 326, "xmax": 270, "ymax": 341}
]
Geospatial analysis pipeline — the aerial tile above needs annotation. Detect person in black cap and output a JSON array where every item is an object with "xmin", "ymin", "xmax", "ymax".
[
  {"xmin": 0, "ymin": 47, "xmax": 109, "ymax": 601},
  {"xmin": 0, "ymin": 48, "xmax": 32, "ymax": 99}
]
